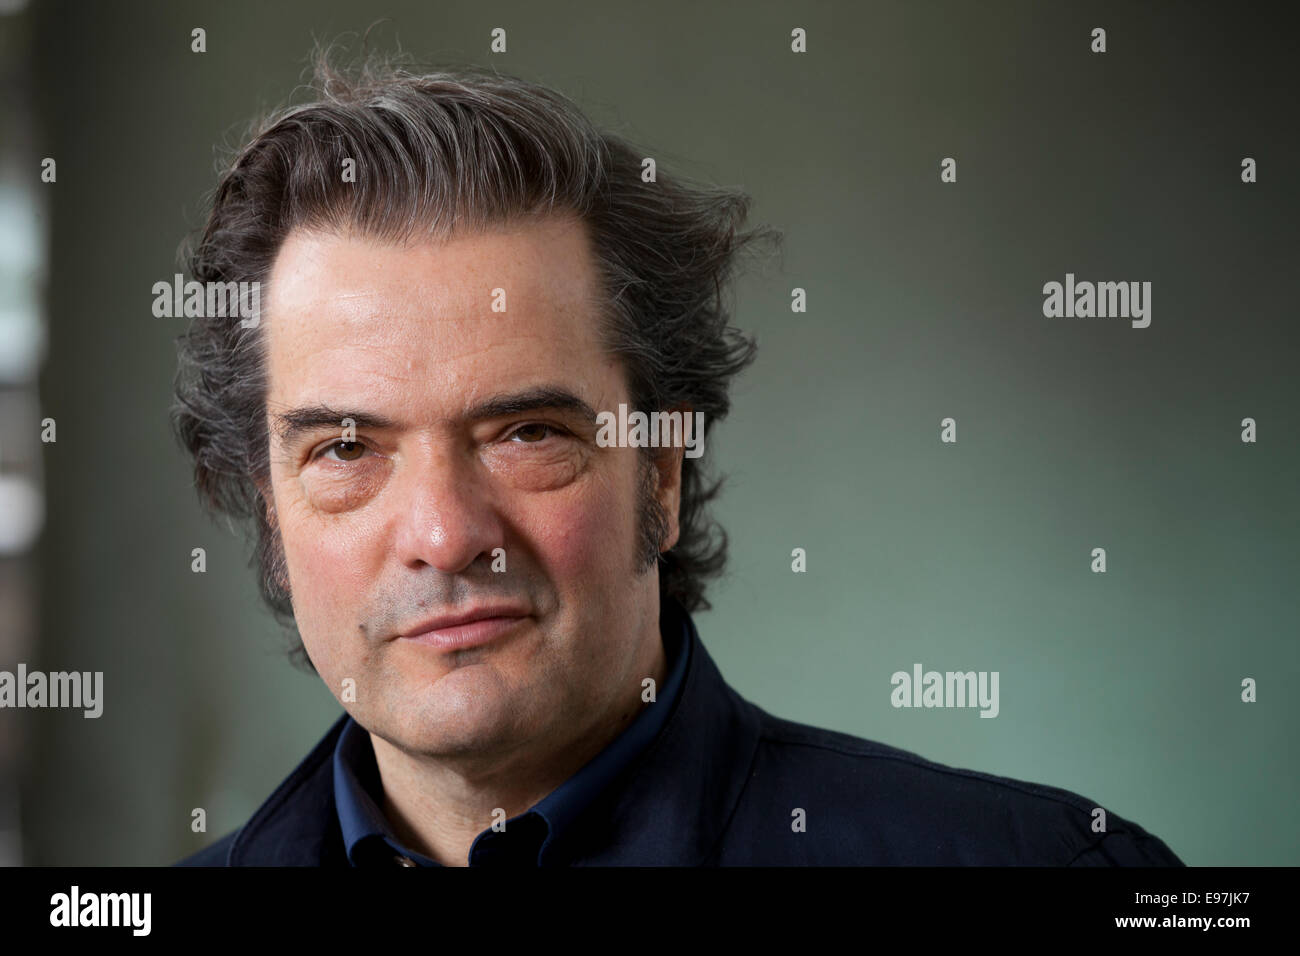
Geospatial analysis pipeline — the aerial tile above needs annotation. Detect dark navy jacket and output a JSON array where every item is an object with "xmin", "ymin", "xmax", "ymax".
[{"xmin": 177, "ymin": 597, "xmax": 1184, "ymax": 867}]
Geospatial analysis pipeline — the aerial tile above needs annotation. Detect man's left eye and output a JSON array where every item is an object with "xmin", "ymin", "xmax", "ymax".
[{"xmin": 509, "ymin": 423, "xmax": 558, "ymax": 443}]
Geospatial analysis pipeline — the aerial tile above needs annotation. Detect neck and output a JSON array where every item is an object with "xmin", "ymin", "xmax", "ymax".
[{"xmin": 368, "ymin": 621, "xmax": 668, "ymax": 866}]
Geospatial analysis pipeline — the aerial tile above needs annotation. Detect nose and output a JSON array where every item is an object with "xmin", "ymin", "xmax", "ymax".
[{"xmin": 391, "ymin": 442, "xmax": 505, "ymax": 575}]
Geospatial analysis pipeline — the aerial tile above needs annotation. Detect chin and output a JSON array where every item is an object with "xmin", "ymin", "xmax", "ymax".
[{"xmin": 394, "ymin": 672, "xmax": 522, "ymax": 750}]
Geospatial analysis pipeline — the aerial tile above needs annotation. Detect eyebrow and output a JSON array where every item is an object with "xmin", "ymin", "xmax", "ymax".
[{"xmin": 271, "ymin": 385, "xmax": 600, "ymax": 448}]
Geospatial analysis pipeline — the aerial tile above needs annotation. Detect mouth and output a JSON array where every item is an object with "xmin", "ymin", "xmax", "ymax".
[{"xmin": 396, "ymin": 608, "xmax": 530, "ymax": 651}]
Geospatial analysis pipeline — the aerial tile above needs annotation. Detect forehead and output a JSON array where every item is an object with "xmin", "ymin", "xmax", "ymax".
[{"xmin": 262, "ymin": 216, "xmax": 615, "ymax": 413}]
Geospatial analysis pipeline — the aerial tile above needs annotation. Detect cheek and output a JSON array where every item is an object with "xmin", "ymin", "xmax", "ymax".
[
  {"xmin": 518, "ymin": 460, "xmax": 636, "ymax": 586},
  {"xmin": 276, "ymin": 492, "xmax": 382, "ymax": 649}
]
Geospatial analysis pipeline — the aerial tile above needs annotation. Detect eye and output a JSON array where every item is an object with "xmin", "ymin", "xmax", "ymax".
[
  {"xmin": 316, "ymin": 440, "xmax": 368, "ymax": 462},
  {"xmin": 508, "ymin": 422, "xmax": 562, "ymax": 443}
]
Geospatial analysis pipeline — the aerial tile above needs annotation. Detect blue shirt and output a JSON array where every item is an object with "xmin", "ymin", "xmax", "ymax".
[{"xmin": 331, "ymin": 598, "xmax": 692, "ymax": 866}]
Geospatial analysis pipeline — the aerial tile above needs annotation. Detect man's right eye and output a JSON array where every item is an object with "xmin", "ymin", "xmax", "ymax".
[{"xmin": 316, "ymin": 440, "xmax": 368, "ymax": 462}]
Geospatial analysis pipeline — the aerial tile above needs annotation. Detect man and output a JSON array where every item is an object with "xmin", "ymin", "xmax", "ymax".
[{"xmin": 172, "ymin": 52, "xmax": 1182, "ymax": 866}]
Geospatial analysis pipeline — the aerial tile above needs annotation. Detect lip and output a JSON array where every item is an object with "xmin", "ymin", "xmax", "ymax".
[{"xmin": 397, "ymin": 606, "xmax": 530, "ymax": 651}]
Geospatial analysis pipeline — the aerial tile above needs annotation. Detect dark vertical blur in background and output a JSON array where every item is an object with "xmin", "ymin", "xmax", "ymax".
[
  {"xmin": 1, "ymin": 0, "xmax": 1295, "ymax": 865},
  {"xmin": 0, "ymin": 0, "xmax": 46, "ymax": 866}
]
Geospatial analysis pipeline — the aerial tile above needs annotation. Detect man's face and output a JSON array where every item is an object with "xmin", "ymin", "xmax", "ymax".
[{"xmin": 260, "ymin": 215, "xmax": 680, "ymax": 766}]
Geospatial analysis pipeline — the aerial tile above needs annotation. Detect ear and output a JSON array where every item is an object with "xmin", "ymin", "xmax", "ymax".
[
  {"xmin": 253, "ymin": 473, "xmax": 292, "ymax": 594},
  {"xmin": 253, "ymin": 473, "xmax": 278, "ymax": 530},
  {"xmin": 650, "ymin": 409, "xmax": 689, "ymax": 552}
]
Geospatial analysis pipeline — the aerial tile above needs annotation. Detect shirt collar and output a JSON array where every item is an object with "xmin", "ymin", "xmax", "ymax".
[{"xmin": 332, "ymin": 593, "xmax": 693, "ymax": 866}]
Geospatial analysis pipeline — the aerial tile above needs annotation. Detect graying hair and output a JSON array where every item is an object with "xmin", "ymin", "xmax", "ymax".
[{"xmin": 171, "ymin": 45, "xmax": 780, "ymax": 670}]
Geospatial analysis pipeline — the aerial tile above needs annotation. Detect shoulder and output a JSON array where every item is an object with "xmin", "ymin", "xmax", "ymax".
[
  {"xmin": 170, "ymin": 712, "xmax": 352, "ymax": 867},
  {"xmin": 174, "ymin": 829, "xmax": 238, "ymax": 866},
  {"xmin": 716, "ymin": 705, "xmax": 1184, "ymax": 866}
]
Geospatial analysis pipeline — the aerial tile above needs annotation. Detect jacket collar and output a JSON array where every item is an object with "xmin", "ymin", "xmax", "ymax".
[{"xmin": 227, "ymin": 599, "xmax": 761, "ymax": 866}]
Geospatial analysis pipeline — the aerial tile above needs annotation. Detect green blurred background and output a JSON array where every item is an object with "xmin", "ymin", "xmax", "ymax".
[{"xmin": 5, "ymin": 0, "xmax": 1296, "ymax": 865}]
